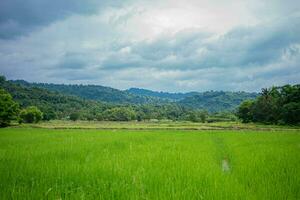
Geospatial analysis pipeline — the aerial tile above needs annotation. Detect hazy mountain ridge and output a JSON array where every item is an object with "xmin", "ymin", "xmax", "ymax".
[
  {"xmin": 178, "ymin": 91, "xmax": 258, "ymax": 112},
  {"xmin": 126, "ymin": 88, "xmax": 198, "ymax": 101}
]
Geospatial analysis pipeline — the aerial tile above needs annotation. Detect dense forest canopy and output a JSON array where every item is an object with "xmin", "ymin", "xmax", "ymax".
[{"xmin": 126, "ymin": 88, "xmax": 198, "ymax": 101}]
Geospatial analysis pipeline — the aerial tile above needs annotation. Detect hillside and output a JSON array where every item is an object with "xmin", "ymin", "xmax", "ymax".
[
  {"xmin": 0, "ymin": 78, "xmax": 110, "ymax": 120},
  {"xmin": 127, "ymin": 88, "xmax": 258, "ymax": 112},
  {"xmin": 179, "ymin": 91, "xmax": 258, "ymax": 112},
  {"xmin": 0, "ymin": 77, "xmax": 200, "ymax": 121},
  {"xmin": 12, "ymin": 81, "xmax": 161, "ymax": 104},
  {"xmin": 10, "ymin": 80, "xmax": 258, "ymax": 113},
  {"xmin": 126, "ymin": 88, "xmax": 198, "ymax": 101}
]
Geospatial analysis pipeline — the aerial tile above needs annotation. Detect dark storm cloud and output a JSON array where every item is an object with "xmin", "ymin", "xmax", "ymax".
[{"xmin": 0, "ymin": 0, "xmax": 126, "ymax": 39}]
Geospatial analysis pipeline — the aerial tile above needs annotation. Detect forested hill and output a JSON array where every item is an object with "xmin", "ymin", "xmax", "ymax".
[
  {"xmin": 126, "ymin": 88, "xmax": 258, "ymax": 112},
  {"xmin": 179, "ymin": 91, "xmax": 258, "ymax": 112},
  {"xmin": 11, "ymin": 80, "xmax": 162, "ymax": 104},
  {"xmin": 10, "ymin": 79, "xmax": 258, "ymax": 112},
  {"xmin": 0, "ymin": 78, "xmax": 111, "ymax": 120},
  {"xmin": 126, "ymin": 88, "xmax": 198, "ymax": 101}
]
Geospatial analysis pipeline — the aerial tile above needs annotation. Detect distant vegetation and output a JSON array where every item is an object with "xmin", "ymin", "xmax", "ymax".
[
  {"xmin": 126, "ymin": 87, "xmax": 198, "ymax": 101},
  {"xmin": 12, "ymin": 79, "xmax": 258, "ymax": 112},
  {"xmin": 13, "ymin": 80, "xmax": 162, "ymax": 104},
  {"xmin": 127, "ymin": 88, "xmax": 258, "ymax": 112},
  {"xmin": 178, "ymin": 91, "xmax": 257, "ymax": 112},
  {"xmin": 1, "ymin": 75, "xmax": 299, "ymax": 126}
]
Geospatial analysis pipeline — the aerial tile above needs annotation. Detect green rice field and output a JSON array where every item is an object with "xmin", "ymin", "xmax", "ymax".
[{"xmin": 0, "ymin": 126, "xmax": 299, "ymax": 199}]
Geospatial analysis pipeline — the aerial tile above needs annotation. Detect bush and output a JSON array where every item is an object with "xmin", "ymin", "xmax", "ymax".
[
  {"xmin": 281, "ymin": 102, "xmax": 300, "ymax": 124},
  {"xmin": 103, "ymin": 107, "xmax": 136, "ymax": 121},
  {"xmin": 237, "ymin": 100, "xmax": 254, "ymax": 123},
  {"xmin": 42, "ymin": 109, "xmax": 57, "ymax": 121},
  {"xmin": 0, "ymin": 89, "xmax": 19, "ymax": 127},
  {"xmin": 70, "ymin": 112, "xmax": 80, "ymax": 121},
  {"xmin": 20, "ymin": 106, "xmax": 43, "ymax": 123},
  {"xmin": 95, "ymin": 113, "xmax": 104, "ymax": 121}
]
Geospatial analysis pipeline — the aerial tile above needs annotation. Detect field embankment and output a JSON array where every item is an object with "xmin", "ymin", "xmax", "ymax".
[{"xmin": 16, "ymin": 120, "xmax": 300, "ymax": 131}]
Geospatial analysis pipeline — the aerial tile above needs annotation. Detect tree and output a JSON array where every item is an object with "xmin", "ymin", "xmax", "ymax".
[
  {"xmin": 186, "ymin": 111, "xmax": 198, "ymax": 122},
  {"xmin": 42, "ymin": 108, "xmax": 57, "ymax": 121},
  {"xmin": 0, "ymin": 89, "xmax": 19, "ymax": 127},
  {"xmin": 237, "ymin": 100, "xmax": 254, "ymax": 123},
  {"xmin": 281, "ymin": 102, "xmax": 300, "ymax": 124},
  {"xmin": 95, "ymin": 113, "xmax": 103, "ymax": 121},
  {"xmin": 20, "ymin": 106, "xmax": 43, "ymax": 123},
  {"xmin": 70, "ymin": 112, "xmax": 80, "ymax": 121},
  {"xmin": 199, "ymin": 111, "xmax": 207, "ymax": 123}
]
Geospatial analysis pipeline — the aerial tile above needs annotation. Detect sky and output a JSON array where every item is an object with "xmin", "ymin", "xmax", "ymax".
[{"xmin": 0, "ymin": 0, "xmax": 299, "ymax": 92}]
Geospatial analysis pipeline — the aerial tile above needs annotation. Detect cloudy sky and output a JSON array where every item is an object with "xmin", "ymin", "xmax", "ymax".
[{"xmin": 0, "ymin": 0, "xmax": 299, "ymax": 92}]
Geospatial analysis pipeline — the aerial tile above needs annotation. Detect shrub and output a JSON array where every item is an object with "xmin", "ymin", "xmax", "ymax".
[
  {"xmin": 69, "ymin": 112, "xmax": 80, "ymax": 121},
  {"xmin": 20, "ymin": 106, "xmax": 43, "ymax": 123}
]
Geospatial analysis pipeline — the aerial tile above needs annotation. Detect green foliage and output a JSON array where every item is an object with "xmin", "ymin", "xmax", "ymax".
[
  {"xmin": 13, "ymin": 81, "xmax": 161, "ymax": 104},
  {"xmin": 20, "ymin": 106, "xmax": 43, "ymax": 123},
  {"xmin": 281, "ymin": 102, "xmax": 300, "ymax": 124},
  {"xmin": 13, "ymin": 80, "xmax": 258, "ymax": 113},
  {"xmin": 69, "ymin": 112, "xmax": 80, "ymax": 121},
  {"xmin": 1, "ymin": 77, "xmax": 111, "ymax": 121},
  {"xmin": 126, "ymin": 88, "xmax": 197, "ymax": 100},
  {"xmin": 103, "ymin": 107, "xmax": 136, "ymax": 121},
  {"xmin": 181, "ymin": 110, "xmax": 208, "ymax": 122},
  {"xmin": 207, "ymin": 112, "xmax": 238, "ymax": 123},
  {"xmin": 0, "ymin": 88, "xmax": 19, "ymax": 127},
  {"xmin": 237, "ymin": 100, "xmax": 254, "ymax": 123},
  {"xmin": 237, "ymin": 85, "xmax": 300, "ymax": 124}
]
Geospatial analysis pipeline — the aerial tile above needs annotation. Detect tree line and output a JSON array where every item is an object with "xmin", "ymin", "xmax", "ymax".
[{"xmin": 0, "ymin": 86, "xmax": 211, "ymax": 127}]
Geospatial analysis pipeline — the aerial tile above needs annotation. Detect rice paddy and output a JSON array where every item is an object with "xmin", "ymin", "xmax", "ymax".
[{"xmin": 0, "ymin": 126, "xmax": 299, "ymax": 199}]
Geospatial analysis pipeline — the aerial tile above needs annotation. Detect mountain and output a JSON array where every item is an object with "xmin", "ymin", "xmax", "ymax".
[
  {"xmin": 9, "ymin": 79, "xmax": 258, "ymax": 113},
  {"xmin": 126, "ymin": 88, "xmax": 258, "ymax": 112},
  {"xmin": 126, "ymin": 88, "xmax": 198, "ymax": 101},
  {"xmin": 179, "ymin": 91, "xmax": 258, "ymax": 112},
  {"xmin": 11, "ymin": 81, "xmax": 162, "ymax": 105}
]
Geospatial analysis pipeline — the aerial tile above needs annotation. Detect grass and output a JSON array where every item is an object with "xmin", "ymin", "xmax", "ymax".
[
  {"xmin": 18, "ymin": 120, "xmax": 300, "ymax": 131},
  {"xmin": 0, "ymin": 127, "xmax": 299, "ymax": 199}
]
